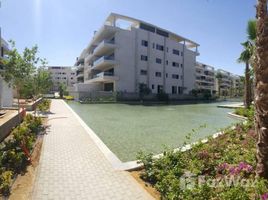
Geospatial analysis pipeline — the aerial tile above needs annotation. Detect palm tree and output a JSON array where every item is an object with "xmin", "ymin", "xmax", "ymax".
[
  {"xmin": 238, "ymin": 41, "xmax": 253, "ymax": 108},
  {"xmin": 255, "ymin": 0, "xmax": 268, "ymax": 179},
  {"xmin": 238, "ymin": 20, "xmax": 256, "ymax": 109}
]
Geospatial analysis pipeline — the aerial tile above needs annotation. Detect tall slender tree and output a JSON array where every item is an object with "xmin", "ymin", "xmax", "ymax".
[
  {"xmin": 238, "ymin": 20, "xmax": 256, "ymax": 109},
  {"xmin": 238, "ymin": 41, "xmax": 253, "ymax": 108},
  {"xmin": 255, "ymin": 0, "xmax": 268, "ymax": 178}
]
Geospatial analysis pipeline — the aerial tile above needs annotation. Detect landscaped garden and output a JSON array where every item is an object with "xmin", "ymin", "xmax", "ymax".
[
  {"xmin": 67, "ymin": 101, "xmax": 241, "ymax": 161},
  {"xmin": 0, "ymin": 114, "xmax": 44, "ymax": 196},
  {"xmin": 134, "ymin": 106, "xmax": 268, "ymax": 199}
]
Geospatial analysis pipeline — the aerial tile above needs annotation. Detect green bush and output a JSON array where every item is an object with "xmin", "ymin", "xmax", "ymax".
[
  {"xmin": 0, "ymin": 114, "xmax": 43, "ymax": 196},
  {"xmin": 137, "ymin": 121, "xmax": 268, "ymax": 199},
  {"xmin": 157, "ymin": 91, "xmax": 169, "ymax": 102},
  {"xmin": 37, "ymin": 99, "xmax": 51, "ymax": 112},
  {"xmin": 24, "ymin": 114, "xmax": 42, "ymax": 134},
  {"xmin": 0, "ymin": 171, "xmax": 13, "ymax": 196},
  {"xmin": 235, "ymin": 106, "xmax": 254, "ymax": 120}
]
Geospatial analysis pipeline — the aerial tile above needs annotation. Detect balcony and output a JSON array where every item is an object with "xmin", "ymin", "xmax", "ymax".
[
  {"xmin": 92, "ymin": 25, "xmax": 117, "ymax": 44},
  {"xmin": 93, "ymin": 39, "xmax": 116, "ymax": 56},
  {"xmin": 76, "ymin": 71, "xmax": 84, "ymax": 79},
  {"xmin": 1, "ymin": 38, "xmax": 9, "ymax": 50},
  {"xmin": 85, "ymin": 71, "xmax": 119, "ymax": 83},
  {"xmin": 92, "ymin": 55, "xmax": 116, "ymax": 71},
  {"xmin": 77, "ymin": 64, "xmax": 84, "ymax": 71}
]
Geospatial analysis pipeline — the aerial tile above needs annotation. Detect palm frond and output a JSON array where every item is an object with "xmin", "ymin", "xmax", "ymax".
[{"xmin": 247, "ymin": 19, "xmax": 257, "ymax": 42}]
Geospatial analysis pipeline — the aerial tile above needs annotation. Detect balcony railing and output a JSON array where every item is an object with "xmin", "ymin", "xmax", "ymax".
[
  {"xmin": 93, "ymin": 71, "xmax": 114, "ymax": 79},
  {"xmin": 93, "ymin": 39, "xmax": 115, "ymax": 55},
  {"xmin": 93, "ymin": 55, "xmax": 115, "ymax": 67}
]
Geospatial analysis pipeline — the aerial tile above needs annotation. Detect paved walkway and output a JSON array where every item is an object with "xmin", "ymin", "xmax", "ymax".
[{"xmin": 32, "ymin": 100, "xmax": 153, "ymax": 200}]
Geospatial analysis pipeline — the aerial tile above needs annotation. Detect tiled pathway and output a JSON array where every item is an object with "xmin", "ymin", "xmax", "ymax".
[{"xmin": 32, "ymin": 99, "xmax": 153, "ymax": 200}]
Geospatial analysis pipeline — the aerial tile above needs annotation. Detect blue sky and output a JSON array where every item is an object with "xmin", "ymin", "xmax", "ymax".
[{"xmin": 0, "ymin": 0, "xmax": 256, "ymax": 75}]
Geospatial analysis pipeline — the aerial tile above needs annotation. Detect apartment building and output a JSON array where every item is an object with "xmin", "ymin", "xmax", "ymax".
[
  {"xmin": 0, "ymin": 37, "xmax": 13, "ymax": 108},
  {"xmin": 215, "ymin": 69, "xmax": 242, "ymax": 96},
  {"xmin": 195, "ymin": 62, "xmax": 216, "ymax": 93},
  {"xmin": 48, "ymin": 66, "xmax": 76, "ymax": 91},
  {"xmin": 74, "ymin": 13, "xmax": 199, "ymax": 95}
]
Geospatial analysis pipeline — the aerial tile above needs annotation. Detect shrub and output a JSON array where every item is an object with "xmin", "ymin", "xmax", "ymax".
[
  {"xmin": 0, "ymin": 113, "xmax": 43, "ymax": 196},
  {"xmin": 37, "ymin": 99, "xmax": 51, "ymax": 112},
  {"xmin": 63, "ymin": 95, "xmax": 74, "ymax": 100},
  {"xmin": 24, "ymin": 114, "xmax": 42, "ymax": 134},
  {"xmin": 137, "ymin": 120, "xmax": 268, "ymax": 199},
  {"xmin": 234, "ymin": 106, "xmax": 254, "ymax": 120},
  {"xmin": 157, "ymin": 91, "xmax": 169, "ymax": 102},
  {"xmin": 0, "ymin": 171, "xmax": 13, "ymax": 196}
]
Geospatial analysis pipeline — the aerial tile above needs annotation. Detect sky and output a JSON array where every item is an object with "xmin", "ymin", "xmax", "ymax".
[{"xmin": 0, "ymin": 0, "xmax": 256, "ymax": 75}]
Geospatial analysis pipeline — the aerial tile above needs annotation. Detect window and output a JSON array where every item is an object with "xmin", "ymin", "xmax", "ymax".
[
  {"xmin": 156, "ymin": 58, "xmax": 162, "ymax": 64},
  {"xmin": 71, "ymin": 77, "xmax": 73, "ymax": 80},
  {"xmin": 172, "ymin": 74, "xmax": 179, "ymax": 79},
  {"xmin": 166, "ymin": 47, "xmax": 169, "ymax": 52},
  {"xmin": 156, "ymin": 29, "xmax": 169, "ymax": 37},
  {"xmin": 140, "ymin": 23, "xmax": 155, "ymax": 33},
  {"xmin": 152, "ymin": 43, "xmax": 155, "ymax": 49},
  {"xmin": 152, "ymin": 84, "xmax": 155, "ymax": 89},
  {"xmin": 172, "ymin": 86, "xmax": 177, "ymax": 94},
  {"xmin": 140, "ymin": 70, "xmax": 147, "ymax": 75},
  {"xmin": 156, "ymin": 44, "xmax": 164, "ymax": 51},
  {"xmin": 172, "ymin": 62, "xmax": 180, "ymax": 67},
  {"xmin": 178, "ymin": 86, "xmax": 183, "ymax": 94},
  {"xmin": 155, "ymin": 72, "xmax": 162, "ymax": 77},
  {"xmin": 166, "ymin": 73, "xmax": 168, "ymax": 78},
  {"xmin": 141, "ymin": 55, "xmax": 148, "ymax": 61},
  {"xmin": 141, "ymin": 40, "xmax": 148, "ymax": 47},
  {"xmin": 173, "ymin": 49, "xmax": 180, "ymax": 56},
  {"xmin": 157, "ymin": 85, "xmax": 163, "ymax": 93},
  {"xmin": 181, "ymin": 64, "xmax": 183, "ymax": 68},
  {"xmin": 166, "ymin": 60, "xmax": 168, "ymax": 65}
]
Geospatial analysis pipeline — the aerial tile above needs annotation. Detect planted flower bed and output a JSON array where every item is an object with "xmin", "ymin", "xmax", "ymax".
[
  {"xmin": 137, "ymin": 114, "xmax": 268, "ymax": 199},
  {"xmin": 0, "ymin": 114, "xmax": 44, "ymax": 196}
]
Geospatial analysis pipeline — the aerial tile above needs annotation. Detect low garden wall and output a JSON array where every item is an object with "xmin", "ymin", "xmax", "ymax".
[
  {"xmin": 24, "ymin": 98, "xmax": 43, "ymax": 111},
  {"xmin": 0, "ymin": 111, "xmax": 24, "ymax": 142}
]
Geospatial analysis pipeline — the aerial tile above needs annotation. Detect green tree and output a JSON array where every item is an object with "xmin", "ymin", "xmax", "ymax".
[
  {"xmin": 58, "ymin": 83, "xmax": 67, "ymax": 99},
  {"xmin": 255, "ymin": 0, "xmax": 268, "ymax": 179},
  {"xmin": 238, "ymin": 20, "xmax": 256, "ymax": 109},
  {"xmin": 33, "ymin": 66, "xmax": 53, "ymax": 99},
  {"xmin": 0, "ymin": 41, "xmax": 45, "ymax": 114},
  {"xmin": 139, "ymin": 83, "xmax": 151, "ymax": 101}
]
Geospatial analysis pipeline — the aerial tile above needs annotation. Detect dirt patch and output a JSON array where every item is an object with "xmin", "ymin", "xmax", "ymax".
[{"xmin": 130, "ymin": 170, "xmax": 160, "ymax": 200}]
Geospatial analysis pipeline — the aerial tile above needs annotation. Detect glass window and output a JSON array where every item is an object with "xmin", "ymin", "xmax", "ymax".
[
  {"xmin": 172, "ymin": 86, "xmax": 177, "ymax": 94},
  {"xmin": 156, "ymin": 44, "xmax": 164, "ymax": 51},
  {"xmin": 155, "ymin": 72, "xmax": 162, "ymax": 77},
  {"xmin": 172, "ymin": 62, "xmax": 180, "ymax": 67},
  {"xmin": 141, "ymin": 40, "xmax": 148, "ymax": 47},
  {"xmin": 140, "ymin": 70, "xmax": 147, "ymax": 75},
  {"xmin": 141, "ymin": 55, "xmax": 148, "ymax": 61},
  {"xmin": 173, "ymin": 49, "xmax": 180, "ymax": 56},
  {"xmin": 172, "ymin": 74, "xmax": 179, "ymax": 79},
  {"xmin": 156, "ymin": 58, "xmax": 162, "ymax": 64}
]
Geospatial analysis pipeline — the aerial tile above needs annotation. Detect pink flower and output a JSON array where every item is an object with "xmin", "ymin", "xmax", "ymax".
[{"xmin": 261, "ymin": 193, "xmax": 268, "ymax": 200}]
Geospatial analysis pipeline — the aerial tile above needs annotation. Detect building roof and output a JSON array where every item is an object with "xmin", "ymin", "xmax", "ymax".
[{"xmin": 105, "ymin": 13, "xmax": 199, "ymax": 48}]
